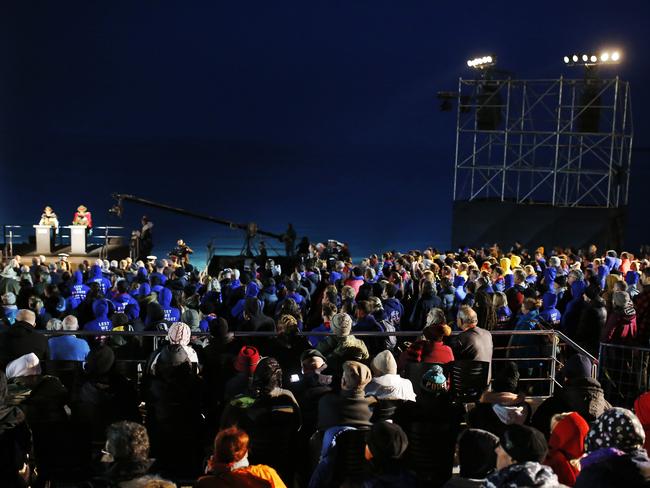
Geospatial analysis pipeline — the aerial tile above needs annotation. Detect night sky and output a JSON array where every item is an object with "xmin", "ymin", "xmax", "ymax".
[{"xmin": 2, "ymin": 1, "xmax": 649, "ymax": 263}]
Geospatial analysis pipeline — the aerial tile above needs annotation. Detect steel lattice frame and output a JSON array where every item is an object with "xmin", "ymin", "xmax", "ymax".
[{"xmin": 452, "ymin": 76, "xmax": 633, "ymax": 207}]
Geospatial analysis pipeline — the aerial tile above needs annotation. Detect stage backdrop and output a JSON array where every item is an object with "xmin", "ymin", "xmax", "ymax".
[{"xmin": 452, "ymin": 200, "xmax": 627, "ymax": 251}]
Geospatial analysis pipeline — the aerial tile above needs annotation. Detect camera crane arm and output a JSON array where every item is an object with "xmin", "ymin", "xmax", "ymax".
[{"xmin": 110, "ymin": 193, "xmax": 284, "ymax": 241}]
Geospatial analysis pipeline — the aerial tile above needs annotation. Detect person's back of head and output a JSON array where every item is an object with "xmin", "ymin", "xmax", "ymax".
[
  {"xmin": 62, "ymin": 314, "xmax": 79, "ymax": 331},
  {"xmin": 458, "ymin": 429, "xmax": 499, "ymax": 479},
  {"xmin": 365, "ymin": 421, "xmax": 408, "ymax": 468},
  {"xmin": 252, "ymin": 357, "xmax": 283, "ymax": 396},
  {"xmin": 105, "ymin": 421, "xmax": 150, "ymax": 465},
  {"xmin": 341, "ymin": 360, "xmax": 372, "ymax": 392},
  {"xmin": 15, "ymin": 309, "xmax": 36, "ymax": 326},
  {"xmin": 457, "ymin": 305, "xmax": 478, "ymax": 330}
]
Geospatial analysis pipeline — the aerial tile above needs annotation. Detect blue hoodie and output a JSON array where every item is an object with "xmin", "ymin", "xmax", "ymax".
[
  {"xmin": 158, "ymin": 287, "xmax": 180, "ymax": 322},
  {"xmin": 383, "ymin": 298, "xmax": 404, "ymax": 328},
  {"xmin": 70, "ymin": 271, "xmax": 90, "ymax": 301},
  {"xmin": 560, "ymin": 280, "xmax": 587, "ymax": 336},
  {"xmin": 84, "ymin": 299, "xmax": 113, "ymax": 332},
  {"xmin": 112, "ymin": 291, "xmax": 140, "ymax": 316},
  {"xmin": 231, "ymin": 282, "xmax": 261, "ymax": 320},
  {"xmin": 150, "ymin": 271, "xmax": 167, "ymax": 285},
  {"xmin": 539, "ymin": 292, "xmax": 561, "ymax": 326},
  {"xmin": 86, "ymin": 265, "xmax": 112, "ymax": 295}
]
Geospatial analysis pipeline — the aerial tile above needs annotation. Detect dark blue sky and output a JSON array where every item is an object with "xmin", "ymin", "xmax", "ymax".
[{"xmin": 2, "ymin": 1, "xmax": 649, "ymax": 260}]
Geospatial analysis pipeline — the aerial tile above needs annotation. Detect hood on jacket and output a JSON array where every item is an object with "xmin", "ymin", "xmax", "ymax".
[
  {"xmin": 570, "ymin": 280, "xmax": 587, "ymax": 299},
  {"xmin": 548, "ymin": 412, "xmax": 589, "ymax": 460},
  {"xmin": 510, "ymin": 255, "xmax": 522, "ymax": 269},
  {"xmin": 73, "ymin": 270, "xmax": 84, "ymax": 285},
  {"xmin": 542, "ymin": 292, "xmax": 558, "ymax": 310},
  {"xmin": 92, "ymin": 298, "xmax": 110, "ymax": 318},
  {"xmin": 626, "ymin": 271, "xmax": 640, "ymax": 286},
  {"xmin": 158, "ymin": 287, "xmax": 172, "ymax": 308},
  {"xmin": 500, "ymin": 257, "xmax": 512, "ymax": 274},
  {"xmin": 89, "ymin": 264, "xmax": 104, "ymax": 280},
  {"xmin": 245, "ymin": 281, "xmax": 260, "ymax": 298}
]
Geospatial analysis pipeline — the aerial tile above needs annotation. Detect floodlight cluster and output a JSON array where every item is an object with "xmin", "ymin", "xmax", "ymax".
[
  {"xmin": 563, "ymin": 50, "xmax": 621, "ymax": 66},
  {"xmin": 467, "ymin": 55, "xmax": 495, "ymax": 69}
]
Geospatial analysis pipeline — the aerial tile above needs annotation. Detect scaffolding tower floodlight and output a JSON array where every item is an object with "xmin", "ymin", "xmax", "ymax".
[{"xmin": 452, "ymin": 75, "xmax": 633, "ymax": 208}]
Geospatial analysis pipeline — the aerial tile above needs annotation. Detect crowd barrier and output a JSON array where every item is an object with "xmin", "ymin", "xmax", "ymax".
[
  {"xmin": 39, "ymin": 328, "xmax": 597, "ymax": 400},
  {"xmin": 598, "ymin": 342, "xmax": 650, "ymax": 408}
]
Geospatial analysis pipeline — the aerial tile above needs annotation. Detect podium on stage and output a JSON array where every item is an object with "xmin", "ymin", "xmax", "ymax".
[
  {"xmin": 33, "ymin": 225, "xmax": 53, "ymax": 255},
  {"xmin": 67, "ymin": 225, "xmax": 87, "ymax": 255}
]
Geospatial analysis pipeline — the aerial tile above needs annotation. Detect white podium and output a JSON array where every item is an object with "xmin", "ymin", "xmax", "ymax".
[
  {"xmin": 67, "ymin": 225, "xmax": 87, "ymax": 255},
  {"xmin": 33, "ymin": 225, "xmax": 53, "ymax": 255}
]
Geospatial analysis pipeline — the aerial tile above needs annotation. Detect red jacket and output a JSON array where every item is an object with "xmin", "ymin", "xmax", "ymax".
[
  {"xmin": 544, "ymin": 412, "xmax": 589, "ymax": 486},
  {"xmin": 398, "ymin": 340, "xmax": 454, "ymax": 371}
]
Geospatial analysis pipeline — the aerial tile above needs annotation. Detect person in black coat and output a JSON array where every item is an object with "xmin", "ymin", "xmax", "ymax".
[
  {"xmin": 317, "ymin": 360, "xmax": 375, "ymax": 431},
  {"xmin": 142, "ymin": 345, "xmax": 205, "ymax": 479},
  {"xmin": 240, "ymin": 297, "xmax": 275, "ymax": 332},
  {"xmin": 532, "ymin": 353, "xmax": 610, "ymax": 437},
  {"xmin": 408, "ymin": 281, "xmax": 442, "ymax": 330},
  {"xmin": 0, "ymin": 311, "xmax": 48, "ymax": 368},
  {"xmin": 575, "ymin": 283, "xmax": 607, "ymax": 356},
  {"xmin": 71, "ymin": 345, "xmax": 139, "ymax": 443},
  {"xmin": 0, "ymin": 371, "xmax": 33, "ymax": 487}
]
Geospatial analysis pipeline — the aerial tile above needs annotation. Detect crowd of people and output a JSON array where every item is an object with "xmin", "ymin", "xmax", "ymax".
[{"xmin": 1, "ymin": 242, "xmax": 650, "ymax": 487}]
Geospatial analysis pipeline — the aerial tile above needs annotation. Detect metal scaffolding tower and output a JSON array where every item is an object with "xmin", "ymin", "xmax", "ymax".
[{"xmin": 453, "ymin": 75, "xmax": 633, "ymax": 208}]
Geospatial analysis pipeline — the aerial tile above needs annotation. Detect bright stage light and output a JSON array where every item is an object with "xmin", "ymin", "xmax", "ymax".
[
  {"xmin": 466, "ymin": 54, "xmax": 496, "ymax": 70},
  {"xmin": 565, "ymin": 49, "xmax": 622, "ymax": 67}
]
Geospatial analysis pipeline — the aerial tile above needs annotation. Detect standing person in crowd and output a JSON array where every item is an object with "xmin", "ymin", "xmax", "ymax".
[
  {"xmin": 451, "ymin": 305, "xmax": 493, "ymax": 378},
  {"xmin": 602, "ymin": 290, "xmax": 638, "ymax": 344},
  {"xmin": 0, "ymin": 309, "xmax": 48, "ymax": 366}
]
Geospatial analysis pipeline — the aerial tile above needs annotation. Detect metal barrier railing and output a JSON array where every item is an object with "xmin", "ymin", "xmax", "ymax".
[
  {"xmin": 598, "ymin": 342, "xmax": 650, "ymax": 408},
  {"xmin": 38, "ymin": 328, "xmax": 597, "ymax": 399}
]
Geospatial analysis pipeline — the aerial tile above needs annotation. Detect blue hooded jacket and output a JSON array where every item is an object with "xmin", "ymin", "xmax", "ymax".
[
  {"xmin": 560, "ymin": 280, "xmax": 587, "ymax": 336},
  {"xmin": 70, "ymin": 271, "xmax": 90, "ymax": 301},
  {"xmin": 383, "ymin": 298, "xmax": 404, "ymax": 327},
  {"xmin": 86, "ymin": 265, "xmax": 112, "ymax": 295},
  {"xmin": 539, "ymin": 292, "xmax": 561, "ymax": 326},
  {"xmin": 231, "ymin": 282, "xmax": 261, "ymax": 320},
  {"xmin": 112, "ymin": 291, "xmax": 140, "ymax": 316},
  {"xmin": 158, "ymin": 287, "xmax": 180, "ymax": 322},
  {"xmin": 84, "ymin": 299, "xmax": 113, "ymax": 332}
]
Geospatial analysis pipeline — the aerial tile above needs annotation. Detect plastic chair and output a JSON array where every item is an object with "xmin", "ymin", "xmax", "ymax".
[
  {"xmin": 332, "ymin": 428, "xmax": 370, "ymax": 483},
  {"xmin": 43, "ymin": 359, "xmax": 83, "ymax": 391},
  {"xmin": 448, "ymin": 360, "xmax": 490, "ymax": 404},
  {"xmin": 406, "ymin": 420, "xmax": 457, "ymax": 485}
]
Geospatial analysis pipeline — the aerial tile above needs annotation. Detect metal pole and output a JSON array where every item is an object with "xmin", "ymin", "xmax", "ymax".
[
  {"xmin": 470, "ymin": 82, "xmax": 480, "ymax": 200},
  {"xmin": 606, "ymin": 77, "xmax": 620, "ymax": 208},
  {"xmin": 618, "ymin": 81, "xmax": 630, "ymax": 206},
  {"xmin": 549, "ymin": 332, "xmax": 557, "ymax": 396},
  {"xmin": 453, "ymin": 77, "xmax": 462, "ymax": 200},
  {"xmin": 516, "ymin": 82, "xmax": 526, "ymax": 203},
  {"xmin": 501, "ymin": 79, "xmax": 512, "ymax": 201},
  {"xmin": 552, "ymin": 77, "xmax": 564, "ymax": 206}
]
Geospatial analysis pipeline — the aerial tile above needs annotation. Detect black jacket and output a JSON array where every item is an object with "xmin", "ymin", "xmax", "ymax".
[
  {"xmin": 318, "ymin": 389, "xmax": 374, "ymax": 430},
  {"xmin": 575, "ymin": 298, "xmax": 607, "ymax": 356},
  {"xmin": 0, "ymin": 321, "xmax": 48, "ymax": 367},
  {"xmin": 575, "ymin": 448, "xmax": 650, "ymax": 488},
  {"xmin": 531, "ymin": 377, "xmax": 610, "ymax": 437}
]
